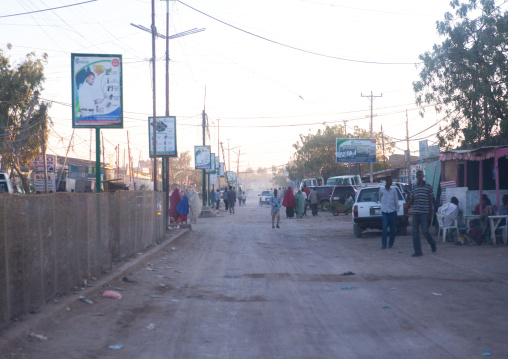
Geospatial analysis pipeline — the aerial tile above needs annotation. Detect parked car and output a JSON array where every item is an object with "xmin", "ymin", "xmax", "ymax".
[
  {"xmin": 0, "ymin": 172, "xmax": 14, "ymax": 194},
  {"xmin": 307, "ymin": 185, "xmax": 354, "ymax": 211},
  {"xmin": 352, "ymin": 185, "xmax": 408, "ymax": 238},
  {"xmin": 326, "ymin": 175, "xmax": 362, "ymax": 189},
  {"xmin": 258, "ymin": 190, "xmax": 274, "ymax": 206},
  {"xmin": 299, "ymin": 177, "xmax": 324, "ymax": 191}
]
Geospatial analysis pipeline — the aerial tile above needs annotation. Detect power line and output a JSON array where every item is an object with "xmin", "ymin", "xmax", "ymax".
[
  {"xmin": 0, "ymin": 0, "xmax": 98, "ymax": 19},
  {"xmin": 176, "ymin": 0, "xmax": 419, "ymax": 65}
]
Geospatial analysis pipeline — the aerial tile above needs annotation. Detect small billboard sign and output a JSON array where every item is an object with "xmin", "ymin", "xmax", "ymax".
[
  {"xmin": 194, "ymin": 146, "xmax": 211, "ymax": 169},
  {"xmin": 32, "ymin": 154, "xmax": 57, "ymax": 172},
  {"xmin": 219, "ymin": 162, "xmax": 225, "ymax": 177},
  {"xmin": 148, "ymin": 116, "xmax": 177, "ymax": 157},
  {"xmin": 336, "ymin": 138, "xmax": 377, "ymax": 163},
  {"xmin": 71, "ymin": 53, "xmax": 123, "ymax": 128},
  {"xmin": 206, "ymin": 153, "xmax": 216, "ymax": 174}
]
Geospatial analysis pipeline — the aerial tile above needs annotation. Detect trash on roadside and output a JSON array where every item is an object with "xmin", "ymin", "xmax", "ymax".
[
  {"xmin": 122, "ymin": 277, "xmax": 136, "ymax": 283},
  {"xmin": 340, "ymin": 286, "xmax": 357, "ymax": 290},
  {"xmin": 341, "ymin": 271, "xmax": 355, "ymax": 276},
  {"xmin": 103, "ymin": 290, "xmax": 122, "ymax": 299},
  {"xmin": 107, "ymin": 284, "xmax": 124, "ymax": 291},
  {"xmin": 171, "ymin": 247, "xmax": 176, "ymax": 250},
  {"xmin": 481, "ymin": 349, "xmax": 492, "ymax": 356},
  {"xmin": 108, "ymin": 344, "xmax": 124, "ymax": 350},
  {"xmin": 79, "ymin": 296, "xmax": 93, "ymax": 305},
  {"xmin": 382, "ymin": 306, "xmax": 391, "ymax": 309},
  {"xmin": 146, "ymin": 323, "xmax": 155, "ymax": 330},
  {"xmin": 29, "ymin": 333, "xmax": 48, "ymax": 341},
  {"xmin": 432, "ymin": 292, "xmax": 443, "ymax": 296},
  {"xmin": 150, "ymin": 295, "xmax": 163, "ymax": 298}
]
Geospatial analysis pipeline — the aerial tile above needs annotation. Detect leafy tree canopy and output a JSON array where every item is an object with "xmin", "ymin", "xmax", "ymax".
[
  {"xmin": 286, "ymin": 125, "xmax": 393, "ymax": 182},
  {"xmin": 413, "ymin": 0, "xmax": 508, "ymax": 149},
  {"xmin": 0, "ymin": 44, "xmax": 50, "ymax": 191}
]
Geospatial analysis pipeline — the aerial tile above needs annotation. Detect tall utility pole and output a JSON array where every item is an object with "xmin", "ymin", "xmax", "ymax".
[
  {"xmin": 381, "ymin": 124, "xmax": 386, "ymax": 175},
  {"xmin": 151, "ymin": 0, "xmax": 158, "ymax": 191},
  {"xmin": 361, "ymin": 91, "xmax": 382, "ymax": 183},
  {"xmin": 406, "ymin": 110, "xmax": 411, "ymax": 185},
  {"xmin": 202, "ymin": 109, "xmax": 206, "ymax": 206},
  {"xmin": 217, "ymin": 119, "xmax": 221, "ymax": 190},
  {"xmin": 227, "ymin": 139, "xmax": 231, "ymax": 171}
]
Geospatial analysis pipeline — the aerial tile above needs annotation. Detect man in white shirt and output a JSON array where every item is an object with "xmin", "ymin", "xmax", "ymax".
[
  {"xmin": 379, "ymin": 176, "xmax": 399, "ymax": 249},
  {"xmin": 438, "ymin": 197, "xmax": 459, "ymax": 227},
  {"xmin": 78, "ymin": 72, "xmax": 104, "ymax": 118}
]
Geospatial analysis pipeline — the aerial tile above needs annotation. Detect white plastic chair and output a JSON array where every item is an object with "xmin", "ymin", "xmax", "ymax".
[{"xmin": 436, "ymin": 212, "xmax": 459, "ymax": 243}]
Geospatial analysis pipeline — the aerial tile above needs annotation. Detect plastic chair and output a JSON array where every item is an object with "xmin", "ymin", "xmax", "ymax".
[{"xmin": 436, "ymin": 212, "xmax": 459, "ymax": 243}]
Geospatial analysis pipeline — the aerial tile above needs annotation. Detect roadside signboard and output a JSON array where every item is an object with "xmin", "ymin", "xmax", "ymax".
[
  {"xmin": 336, "ymin": 138, "xmax": 377, "ymax": 163},
  {"xmin": 194, "ymin": 146, "xmax": 211, "ymax": 169},
  {"xmin": 215, "ymin": 156, "xmax": 219, "ymax": 172},
  {"xmin": 71, "ymin": 53, "xmax": 123, "ymax": 128},
  {"xmin": 32, "ymin": 154, "xmax": 57, "ymax": 172},
  {"xmin": 206, "ymin": 153, "xmax": 216, "ymax": 174},
  {"xmin": 219, "ymin": 162, "xmax": 225, "ymax": 177},
  {"xmin": 148, "ymin": 116, "xmax": 177, "ymax": 157},
  {"xmin": 226, "ymin": 171, "xmax": 236, "ymax": 182},
  {"xmin": 35, "ymin": 173, "xmax": 56, "ymax": 192}
]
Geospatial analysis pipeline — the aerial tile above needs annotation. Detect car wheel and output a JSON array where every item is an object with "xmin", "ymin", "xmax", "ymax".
[
  {"xmin": 320, "ymin": 200, "xmax": 330, "ymax": 211},
  {"xmin": 353, "ymin": 224, "xmax": 362, "ymax": 238},
  {"xmin": 398, "ymin": 226, "xmax": 407, "ymax": 236}
]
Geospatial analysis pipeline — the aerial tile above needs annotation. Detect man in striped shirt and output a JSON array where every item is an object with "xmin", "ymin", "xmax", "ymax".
[{"xmin": 406, "ymin": 170, "xmax": 437, "ymax": 257}]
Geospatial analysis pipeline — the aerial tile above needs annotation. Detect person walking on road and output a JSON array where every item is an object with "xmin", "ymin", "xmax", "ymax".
[
  {"xmin": 270, "ymin": 188, "xmax": 281, "ymax": 228},
  {"xmin": 238, "ymin": 187, "xmax": 243, "ymax": 207},
  {"xmin": 282, "ymin": 186, "xmax": 295, "ymax": 218},
  {"xmin": 169, "ymin": 188, "xmax": 182, "ymax": 224},
  {"xmin": 406, "ymin": 170, "xmax": 437, "ymax": 257},
  {"xmin": 176, "ymin": 194, "xmax": 190, "ymax": 224},
  {"xmin": 379, "ymin": 176, "xmax": 398, "ymax": 249},
  {"xmin": 214, "ymin": 189, "xmax": 221, "ymax": 210},
  {"xmin": 309, "ymin": 187, "xmax": 319, "ymax": 216},
  {"xmin": 295, "ymin": 189, "xmax": 306, "ymax": 219},
  {"xmin": 227, "ymin": 186, "xmax": 237, "ymax": 214},
  {"xmin": 188, "ymin": 189, "xmax": 202, "ymax": 224},
  {"xmin": 223, "ymin": 186, "xmax": 229, "ymax": 211}
]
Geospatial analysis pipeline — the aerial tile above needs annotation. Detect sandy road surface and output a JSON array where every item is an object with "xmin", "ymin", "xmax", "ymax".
[{"xmin": 4, "ymin": 197, "xmax": 508, "ymax": 358}]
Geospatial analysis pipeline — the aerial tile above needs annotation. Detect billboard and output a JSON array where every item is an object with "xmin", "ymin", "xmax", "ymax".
[
  {"xmin": 219, "ymin": 162, "xmax": 225, "ymax": 177},
  {"xmin": 419, "ymin": 140, "xmax": 439, "ymax": 159},
  {"xmin": 32, "ymin": 154, "xmax": 57, "ymax": 173},
  {"xmin": 35, "ymin": 173, "xmax": 56, "ymax": 192},
  {"xmin": 194, "ymin": 146, "xmax": 211, "ymax": 169},
  {"xmin": 71, "ymin": 53, "xmax": 123, "ymax": 128},
  {"xmin": 336, "ymin": 138, "xmax": 376, "ymax": 163},
  {"xmin": 206, "ymin": 153, "xmax": 216, "ymax": 174},
  {"xmin": 226, "ymin": 171, "xmax": 236, "ymax": 182},
  {"xmin": 148, "ymin": 116, "xmax": 177, "ymax": 157}
]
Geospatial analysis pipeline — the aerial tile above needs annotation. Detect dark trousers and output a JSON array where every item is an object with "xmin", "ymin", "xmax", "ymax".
[
  {"xmin": 382, "ymin": 211, "xmax": 397, "ymax": 248},
  {"xmin": 224, "ymin": 200, "xmax": 228, "ymax": 210},
  {"xmin": 413, "ymin": 213, "xmax": 436, "ymax": 253},
  {"xmin": 311, "ymin": 203, "xmax": 318, "ymax": 216}
]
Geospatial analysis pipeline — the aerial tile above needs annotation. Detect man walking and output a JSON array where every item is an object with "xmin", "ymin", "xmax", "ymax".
[
  {"xmin": 238, "ymin": 187, "xmax": 243, "ymax": 207},
  {"xmin": 406, "ymin": 170, "xmax": 437, "ymax": 257},
  {"xmin": 215, "ymin": 189, "xmax": 221, "ymax": 210},
  {"xmin": 223, "ymin": 187, "xmax": 229, "ymax": 211},
  {"xmin": 270, "ymin": 189, "xmax": 281, "ymax": 228},
  {"xmin": 227, "ymin": 185, "xmax": 237, "ymax": 214},
  {"xmin": 379, "ymin": 176, "xmax": 398, "ymax": 249},
  {"xmin": 309, "ymin": 187, "xmax": 319, "ymax": 216}
]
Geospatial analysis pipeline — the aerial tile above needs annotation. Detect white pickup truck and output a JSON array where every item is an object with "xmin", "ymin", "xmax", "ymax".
[{"xmin": 352, "ymin": 185, "xmax": 408, "ymax": 238}]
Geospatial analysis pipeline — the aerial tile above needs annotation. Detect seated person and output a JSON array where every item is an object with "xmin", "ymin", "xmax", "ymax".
[
  {"xmin": 438, "ymin": 196, "xmax": 459, "ymax": 227},
  {"xmin": 465, "ymin": 219, "xmax": 483, "ymax": 245},
  {"xmin": 480, "ymin": 197, "xmax": 497, "ymax": 241},
  {"xmin": 475, "ymin": 194, "xmax": 489, "ymax": 215}
]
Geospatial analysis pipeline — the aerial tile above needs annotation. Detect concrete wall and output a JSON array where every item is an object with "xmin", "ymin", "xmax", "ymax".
[{"xmin": 0, "ymin": 191, "xmax": 164, "ymax": 330}]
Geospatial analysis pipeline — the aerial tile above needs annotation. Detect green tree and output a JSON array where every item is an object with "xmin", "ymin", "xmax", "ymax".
[
  {"xmin": 0, "ymin": 44, "xmax": 50, "ymax": 192},
  {"xmin": 287, "ymin": 125, "xmax": 393, "ymax": 181},
  {"xmin": 413, "ymin": 0, "xmax": 508, "ymax": 149}
]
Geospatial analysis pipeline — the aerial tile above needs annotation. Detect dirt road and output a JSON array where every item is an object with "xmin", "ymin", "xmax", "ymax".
[{"xmin": 4, "ymin": 196, "xmax": 508, "ymax": 358}]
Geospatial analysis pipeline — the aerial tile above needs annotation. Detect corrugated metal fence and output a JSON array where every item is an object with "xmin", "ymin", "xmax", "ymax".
[{"xmin": 0, "ymin": 191, "xmax": 164, "ymax": 330}]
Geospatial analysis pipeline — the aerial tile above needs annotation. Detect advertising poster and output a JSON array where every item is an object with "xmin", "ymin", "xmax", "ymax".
[
  {"xmin": 215, "ymin": 156, "xmax": 219, "ymax": 172},
  {"xmin": 71, "ymin": 53, "xmax": 123, "ymax": 128},
  {"xmin": 336, "ymin": 138, "xmax": 377, "ymax": 163},
  {"xmin": 194, "ymin": 146, "xmax": 211, "ymax": 169},
  {"xmin": 32, "ymin": 154, "xmax": 57, "ymax": 172},
  {"xmin": 210, "ymin": 174, "xmax": 217, "ymax": 185},
  {"xmin": 226, "ymin": 171, "xmax": 236, "ymax": 182},
  {"xmin": 219, "ymin": 162, "xmax": 225, "ymax": 177},
  {"xmin": 35, "ymin": 173, "xmax": 56, "ymax": 192},
  {"xmin": 148, "ymin": 116, "xmax": 177, "ymax": 157},
  {"xmin": 206, "ymin": 153, "xmax": 216, "ymax": 174}
]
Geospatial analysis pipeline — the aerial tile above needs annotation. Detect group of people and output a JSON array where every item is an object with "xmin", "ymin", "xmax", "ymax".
[
  {"xmin": 268, "ymin": 185, "xmax": 320, "ymax": 228},
  {"xmin": 381, "ymin": 170, "xmax": 508, "ymax": 256},
  {"xmin": 213, "ymin": 187, "xmax": 246, "ymax": 212},
  {"xmin": 168, "ymin": 188, "xmax": 202, "ymax": 224}
]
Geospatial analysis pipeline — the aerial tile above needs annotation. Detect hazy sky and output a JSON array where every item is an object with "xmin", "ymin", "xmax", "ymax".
[{"xmin": 2, "ymin": 0, "xmax": 456, "ymax": 173}]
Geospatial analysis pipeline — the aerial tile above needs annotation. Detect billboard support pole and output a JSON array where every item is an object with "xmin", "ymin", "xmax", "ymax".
[
  {"xmin": 202, "ymin": 109, "xmax": 206, "ymax": 206},
  {"xmin": 96, "ymin": 128, "xmax": 101, "ymax": 192},
  {"xmin": 361, "ymin": 91, "xmax": 382, "ymax": 182}
]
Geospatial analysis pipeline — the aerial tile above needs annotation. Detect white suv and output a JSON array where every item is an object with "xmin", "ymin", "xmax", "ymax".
[{"xmin": 352, "ymin": 185, "xmax": 408, "ymax": 238}]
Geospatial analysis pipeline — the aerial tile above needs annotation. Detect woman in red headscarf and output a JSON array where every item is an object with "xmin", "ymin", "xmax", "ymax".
[
  {"xmin": 282, "ymin": 186, "xmax": 295, "ymax": 218},
  {"xmin": 169, "ymin": 188, "xmax": 182, "ymax": 223}
]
